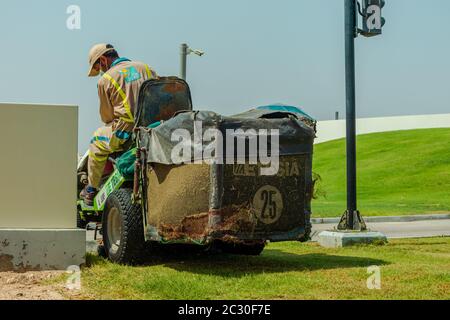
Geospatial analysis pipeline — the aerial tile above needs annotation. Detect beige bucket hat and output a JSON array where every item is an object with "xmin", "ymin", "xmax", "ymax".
[{"xmin": 87, "ymin": 43, "xmax": 115, "ymax": 77}]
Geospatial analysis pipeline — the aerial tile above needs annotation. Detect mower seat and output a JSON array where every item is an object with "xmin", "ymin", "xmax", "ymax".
[{"xmin": 134, "ymin": 76, "xmax": 193, "ymax": 128}]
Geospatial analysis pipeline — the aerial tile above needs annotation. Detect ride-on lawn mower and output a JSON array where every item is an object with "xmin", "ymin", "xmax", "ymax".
[{"xmin": 77, "ymin": 76, "xmax": 316, "ymax": 264}]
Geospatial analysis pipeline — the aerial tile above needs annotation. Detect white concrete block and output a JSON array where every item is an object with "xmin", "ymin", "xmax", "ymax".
[
  {"xmin": 0, "ymin": 103, "xmax": 83, "ymax": 271},
  {"xmin": 0, "ymin": 229, "xmax": 85, "ymax": 271},
  {"xmin": 318, "ymin": 230, "xmax": 387, "ymax": 248},
  {"xmin": 0, "ymin": 103, "xmax": 78, "ymax": 229}
]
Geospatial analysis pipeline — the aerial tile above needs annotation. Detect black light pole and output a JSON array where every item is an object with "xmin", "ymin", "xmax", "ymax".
[
  {"xmin": 343, "ymin": 0, "xmax": 358, "ymax": 230},
  {"xmin": 335, "ymin": 0, "xmax": 386, "ymax": 234},
  {"xmin": 338, "ymin": 0, "xmax": 385, "ymax": 231}
]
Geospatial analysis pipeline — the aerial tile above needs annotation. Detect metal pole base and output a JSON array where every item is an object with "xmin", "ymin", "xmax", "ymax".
[{"xmin": 338, "ymin": 210, "xmax": 367, "ymax": 231}]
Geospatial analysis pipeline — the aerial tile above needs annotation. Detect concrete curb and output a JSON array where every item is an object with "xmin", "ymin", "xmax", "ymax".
[{"xmin": 311, "ymin": 213, "xmax": 450, "ymax": 225}]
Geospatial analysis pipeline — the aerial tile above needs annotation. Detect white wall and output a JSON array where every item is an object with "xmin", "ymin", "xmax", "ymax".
[
  {"xmin": 0, "ymin": 103, "xmax": 78, "ymax": 229},
  {"xmin": 315, "ymin": 113, "xmax": 450, "ymax": 144}
]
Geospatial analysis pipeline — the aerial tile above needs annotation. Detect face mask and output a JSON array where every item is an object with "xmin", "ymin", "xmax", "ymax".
[{"xmin": 99, "ymin": 59, "xmax": 107, "ymax": 77}]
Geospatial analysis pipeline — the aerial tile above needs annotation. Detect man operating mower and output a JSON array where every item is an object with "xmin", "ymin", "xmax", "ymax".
[{"xmin": 81, "ymin": 43, "xmax": 158, "ymax": 206}]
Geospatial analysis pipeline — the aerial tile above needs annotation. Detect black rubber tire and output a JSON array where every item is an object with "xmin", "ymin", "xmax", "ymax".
[
  {"xmin": 102, "ymin": 189, "xmax": 145, "ymax": 264},
  {"xmin": 219, "ymin": 241, "xmax": 266, "ymax": 256}
]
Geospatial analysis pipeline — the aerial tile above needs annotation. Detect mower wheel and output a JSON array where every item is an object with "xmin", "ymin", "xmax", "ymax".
[{"xmin": 102, "ymin": 189, "xmax": 145, "ymax": 264}]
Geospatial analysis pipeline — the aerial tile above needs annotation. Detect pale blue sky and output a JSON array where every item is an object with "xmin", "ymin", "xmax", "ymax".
[{"xmin": 1, "ymin": 0, "xmax": 449, "ymax": 151}]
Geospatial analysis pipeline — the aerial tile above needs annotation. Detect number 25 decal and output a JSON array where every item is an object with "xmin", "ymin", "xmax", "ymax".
[
  {"xmin": 253, "ymin": 185, "xmax": 284, "ymax": 224},
  {"xmin": 261, "ymin": 190, "xmax": 278, "ymax": 219}
]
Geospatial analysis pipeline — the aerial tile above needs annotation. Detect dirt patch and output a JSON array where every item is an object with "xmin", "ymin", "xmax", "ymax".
[
  {"xmin": 0, "ymin": 271, "xmax": 67, "ymax": 300},
  {"xmin": 157, "ymin": 204, "xmax": 258, "ymax": 242},
  {"xmin": 217, "ymin": 204, "xmax": 258, "ymax": 234},
  {"xmin": 182, "ymin": 213, "xmax": 210, "ymax": 235},
  {"xmin": 159, "ymin": 212, "xmax": 209, "ymax": 241}
]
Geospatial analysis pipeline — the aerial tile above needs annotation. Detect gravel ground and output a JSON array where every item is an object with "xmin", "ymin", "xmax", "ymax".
[{"xmin": 0, "ymin": 271, "xmax": 68, "ymax": 300}]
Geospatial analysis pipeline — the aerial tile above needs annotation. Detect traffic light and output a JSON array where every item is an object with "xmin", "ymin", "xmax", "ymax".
[{"xmin": 361, "ymin": 0, "xmax": 386, "ymax": 37}]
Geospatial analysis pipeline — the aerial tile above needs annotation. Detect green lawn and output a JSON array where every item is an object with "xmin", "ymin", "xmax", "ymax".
[
  {"xmin": 312, "ymin": 128, "xmax": 450, "ymax": 217},
  {"xmin": 69, "ymin": 238, "xmax": 450, "ymax": 300}
]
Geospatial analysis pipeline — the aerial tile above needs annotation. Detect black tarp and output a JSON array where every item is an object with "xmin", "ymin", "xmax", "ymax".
[{"xmin": 137, "ymin": 109, "xmax": 316, "ymax": 165}]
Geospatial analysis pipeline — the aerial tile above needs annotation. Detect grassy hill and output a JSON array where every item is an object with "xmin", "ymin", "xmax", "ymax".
[{"xmin": 312, "ymin": 128, "xmax": 450, "ymax": 217}]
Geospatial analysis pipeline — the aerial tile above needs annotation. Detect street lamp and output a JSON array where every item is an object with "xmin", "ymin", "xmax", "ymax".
[
  {"xmin": 180, "ymin": 43, "xmax": 205, "ymax": 80},
  {"xmin": 339, "ymin": 0, "xmax": 361, "ymax": 231},
  {"xmin": 338, "ymin": 0, "xmax": 386, "ymax": 231},
  {"xmin": 317, "ymin": 0, "xmax": 388, "ymax": 248}
]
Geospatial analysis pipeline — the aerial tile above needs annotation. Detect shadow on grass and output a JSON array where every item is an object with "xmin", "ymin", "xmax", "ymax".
[
  {"xmin": 86, "ymin": 246, "xmax": 389, "ymax": 278},
  {"xmin": 159, "ymin": 249, "xmax": 388, "ymax": 277}
]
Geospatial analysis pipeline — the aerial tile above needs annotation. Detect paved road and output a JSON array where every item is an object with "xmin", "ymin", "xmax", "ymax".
[
  {"xmin": 311, "ymin": 219, "xmax": 450, "ymax": 241},
  {"xmin": 87, "ymin": 219, "xmax": 450, "ymax": 249}
]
